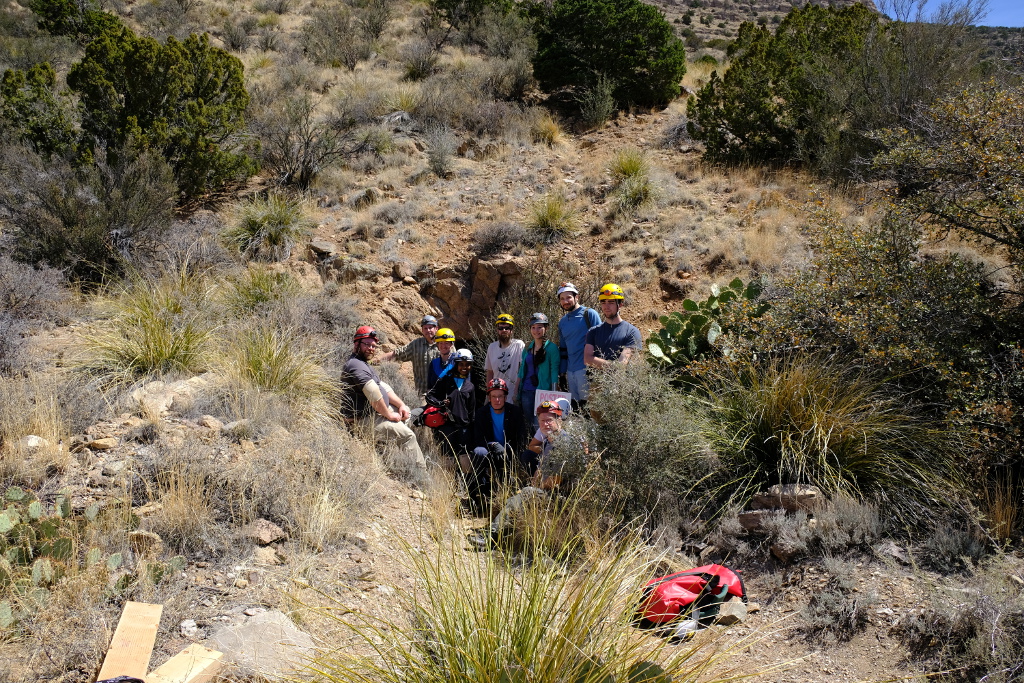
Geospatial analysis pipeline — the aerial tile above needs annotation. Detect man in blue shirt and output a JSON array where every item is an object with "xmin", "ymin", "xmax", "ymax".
[
  {"xmin": 465, "ymin": 378, "xmax": 527, "ymax": 509},
  {"xmin": 556, "ymin": 282, "xmax": 601, "ymax": 408},
  {"xmin": 584, "ymin": 283, "xmax": 642, "ymax": 368}
]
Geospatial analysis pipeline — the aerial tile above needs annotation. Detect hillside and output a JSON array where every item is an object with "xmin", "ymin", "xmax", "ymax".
[{"xmin": 1, "ymin": 0, "xmax": 1023, "ymax": 681}]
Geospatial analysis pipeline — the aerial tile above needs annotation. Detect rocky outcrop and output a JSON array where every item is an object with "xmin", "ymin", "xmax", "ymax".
[{"xmin": 422, "ymin": 255, "xmax": 528, "ymax": 330}]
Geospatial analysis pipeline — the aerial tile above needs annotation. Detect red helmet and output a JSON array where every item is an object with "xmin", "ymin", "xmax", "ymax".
[
  {"xmin": 354, "ymin": 325, "xmax": 378, "ymax": 342},
  {"xmin": 486, "ymin": 378, "xmax": 509, "ymax": 394},
  {"xmin": 536, "ymin": 400, "xmax": 563, "ymax": 417}
]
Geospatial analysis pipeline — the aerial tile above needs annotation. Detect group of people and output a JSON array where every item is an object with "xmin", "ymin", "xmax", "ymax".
[{"xmin": 340, "ymin": 282, "xmax": 643, "ymax": 538}]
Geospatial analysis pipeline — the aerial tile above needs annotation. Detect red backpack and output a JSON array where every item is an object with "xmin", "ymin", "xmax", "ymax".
[
  {"xmin": 636, "ymin": 564, "xmax": 747, "ymax": 630},
  {"xmin": 421, "ymin": 404, "xmax": 447, "ymax": 428}
]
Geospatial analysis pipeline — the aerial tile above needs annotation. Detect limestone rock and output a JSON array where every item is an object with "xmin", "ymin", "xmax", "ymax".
[
  {"xmin": 253, "ymin": 546, "xmax": 284, "ymax": 565},
  {"xmin": 403, "ymin": 276, "xmax": 417, "ymax": 286},
  {"xmin": 211, "ymin": 610, "xmax": 315, "ymax": 678},
  {"xmin": 751, "ymin": 484, "xmax": 823, "ymax": 512},
  {"xmin": 715, "ymin": 599, "xmax": 748, "ymax": 626},
  {"xmin": 308, "ymin": 240, "xmax": 340, "ymax": 260},
  {"xmin": 89, "ymin": 437, "xmax": 118, "ymax": 451},
  {"xmin": 392, "ymin": 262, "xmax": 414, "ymax": 279},
  {"xmin": 331, "ymin": 258, "xmax": 384, "ymax": 284},
  {"xmin": 180, "ymin": 619, "xmax": 201, "ymax": 638},
  {"xmin": 737, "ymin": 509, "xmax": 774, "ymax": 531},
  {"xmin": 244, "ymin": 519, "xmax": 287, "ymax": 545},
  {"xmin": 200, "ymin": 415, "xmax": 224, "ymax": 431}
]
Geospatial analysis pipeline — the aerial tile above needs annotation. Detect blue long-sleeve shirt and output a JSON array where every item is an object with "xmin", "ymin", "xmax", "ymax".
[{"xmin": 558, "ymin": 306, "xmax": 601, "ymax": 373}]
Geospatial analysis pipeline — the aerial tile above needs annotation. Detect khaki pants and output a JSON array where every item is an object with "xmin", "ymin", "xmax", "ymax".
[{"xmin": 374, "ymin": 418, "xmax": 426, "ymax": 470}]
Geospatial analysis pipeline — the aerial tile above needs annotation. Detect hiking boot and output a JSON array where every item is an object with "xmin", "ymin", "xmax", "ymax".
[{"xmin": 467, "ymin": 529, "xmax": 495, "ymax": 550}]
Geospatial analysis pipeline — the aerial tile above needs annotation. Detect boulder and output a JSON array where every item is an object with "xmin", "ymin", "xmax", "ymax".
[
  {"xmin": 17, "ymin": 435, "xmax": 50, "ymax": 451},
  {"xmin": 200, "ymin": 415, "xmax": 224, "ymax": 431},
  {"xmin": 244, "ymin": 519, "xmax": 287, "ymax": 546},
  {"xmin": 331, "ymin": 258, "xmax": 384, "ymax": 284},
  {"xmin": 211, "ymin": 610, "xmax": 315, "ymax": 678},
  {"xmin": 89, "ymin": 437, "xmax": 119, "ymax": 451},
  {"xmin": 307, "ymin": 240, "xmax": 340, "ymax": 260},
  {"xmin": 751, "ymin": 484, "xmax": 822, "ymax": 512},
  {"xmin": 392, "ymin": 262, "xmax": 414, "ymax": 279},
  {"xmin": 737, "ymin": 509, "xmax": 774, "ymax": 532}
]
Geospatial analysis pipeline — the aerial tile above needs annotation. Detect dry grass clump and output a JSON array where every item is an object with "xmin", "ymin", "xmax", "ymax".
[
  {"xmin": 219, "ymin": 322, "xmax": 338, "ymax": 422},
  {"xmin": 83, "ymin": 270, "xmax": 213, "ymax": 386},
  {"xmin": 220, "ymin": 265, "xmax": 302, "ymax": 317},
  {"xmin": 526, "ymin": 191, "xmax": 580, "ymax": 244},
  {"xmin": 224, "ymin": 193, "xmax": 315, "ymax": 261},
  {"xmin": 531, "ymin": 110, "xmax": 562, "ymax": 147},
  {"xmin": 308, "ymin": 530, "xmax": 748, "ymax": 683}
]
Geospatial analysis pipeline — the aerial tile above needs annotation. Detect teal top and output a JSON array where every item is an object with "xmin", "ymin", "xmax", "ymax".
[{"xmin": 516, "ymin": 339, "xmax": 560, "ymax": 404}]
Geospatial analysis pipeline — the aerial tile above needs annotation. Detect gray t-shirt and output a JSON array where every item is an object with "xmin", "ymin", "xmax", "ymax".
[
  {"xmin": 341, "ymin": 355, "xmax": 388, "ymax": 419},
  {"xmin": 585, "ymin": 321, "xmax": 642, "ymax": 362},
  {"xmin": 485, "ymin": 338, "xmax": 525, "ymax": 398}
]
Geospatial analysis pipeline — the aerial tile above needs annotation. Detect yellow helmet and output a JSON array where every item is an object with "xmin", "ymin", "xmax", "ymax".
[
  {"xmin": 495, "ymin": 313, "xmax": 515, "ymax": 327},
  {"xmin": 434, "ymin": 328, "xmax": 455, "ymax": 342},
  {"xmin": 598, "ymin": 283, "xmax": 625, "ymax": 301}
]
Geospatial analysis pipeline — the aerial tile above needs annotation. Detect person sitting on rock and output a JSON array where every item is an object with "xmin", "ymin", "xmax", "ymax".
[{"xmin": 464, "ymin": 378, "xmax": 528, "ymax": 507}]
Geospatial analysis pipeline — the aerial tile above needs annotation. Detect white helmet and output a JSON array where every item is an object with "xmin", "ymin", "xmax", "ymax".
[
  {"xmin": 557, "ymin": 281, "xmax": 579, "ymax": 297},
  {"xmin": 453, "ymin": 348, "xmax": 474, "ymax": 362}
]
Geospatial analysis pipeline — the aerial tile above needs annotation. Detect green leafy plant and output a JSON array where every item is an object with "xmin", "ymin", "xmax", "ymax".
[
  {"xmin": 533, "ymin": 0, "xmax": 686, "ymax": 109},
  {"xmin": 647, "ymin": 278, "xmax": 767, "ymax": 368}
]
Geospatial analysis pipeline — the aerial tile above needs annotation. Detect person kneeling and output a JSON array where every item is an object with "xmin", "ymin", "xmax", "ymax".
[
  {"xmin": 463, "ymin": 378, "xmax": 528, "ymax": 510},
  {"xmin": 469, "ymin": 401, "xmax": 586, "ymax": 548},
  {"xmin": 424, "ymin": 348, "xmax": 476, "ymax": 466}
]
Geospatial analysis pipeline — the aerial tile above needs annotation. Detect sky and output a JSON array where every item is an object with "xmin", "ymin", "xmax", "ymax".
[{"xmin": 911, "ymin": 0, "xmax": 1024, "ymax": 27}]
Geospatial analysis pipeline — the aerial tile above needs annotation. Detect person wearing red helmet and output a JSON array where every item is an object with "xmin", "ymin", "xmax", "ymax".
[
  {"xmin": 342, "ymin": 325, "xmax": 426, "ymax": 475},
  {"xmin": 424, "ymin": 347, "xmax": 476, "ymax": 463},
  {"xmin": 461, "ymin": 377, "xmax": 529, "ymax": 509}
]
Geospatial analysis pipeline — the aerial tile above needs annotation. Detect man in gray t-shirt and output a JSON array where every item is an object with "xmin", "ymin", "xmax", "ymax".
[
  {"xmin": 484, "ymin": 313, "xmax": 525, "ymax": 402},
  {"xmin": 584, "ymin": 283, "xmax": 642, "ymax": 368}
]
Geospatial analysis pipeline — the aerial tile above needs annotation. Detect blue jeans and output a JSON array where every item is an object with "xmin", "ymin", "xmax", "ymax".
[{"xmin": 520, "ymin": 389, "xmax": 538, "ymax": 433}]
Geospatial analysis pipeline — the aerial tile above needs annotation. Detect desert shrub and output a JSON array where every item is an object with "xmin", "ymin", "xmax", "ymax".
[
  {"xmin": 687, "ymin": 2, "xmax": 984, "ymax": 177},
  {"xmin": 801, "ymin": 585, "xmax": 873, "ymax": 643},
  {"xmin": 609, "ymin": 148, "xmax": 657, "ymax": 216},
  {"xmin": 472, "ymin": 221, "xmax": 528, "ymax": 258},
  {"xmin": 585, "ymin": 362, "xmax": 707, "ymax": 524},
  {"xmin": 65, "ymin": 30, "xmax": 253, "ymax": 202},
  {"xmin": 309, "ymin": 530, "xmax": 737, "ymax": 683},
  {"xmin": 401, "ymin": 39, "xmax": 439, "ymax": 80},
  {"xmin": 221, "ymin": 18, "xmax": 251, "ymax": 51},
  {"xmin": 357, "ymin": 0, "xmax": 393, "ymax": 41},
  {"xmin": 83, "ymin": 270, "xmax": 212, "ymax": 385},
  {"xmin": 897, "ymin": 557, "xmax": 1024, "ymax": 682},
  {"xmin": 0, "ymin": 62, "xmax": 78, "ymax": 159},
  {"xmin": 219, "ymin": 322, "xmax": 338, "ymax": 422},
  {"xmin": 533, "ymin": 0, "xmax": 686, "ymax": 109},
  {"xmin": 254, "ymin": 0, "xmax": 291, "ymax": 13},
  {"xmin": 27, "ymin": 0, "xmax": 122, "ymax": 41},
  {"xmin": 301, "ymin": 5, "xmax": 369, "ymax": 70},
  {"xmin": 576, "ymin": 73, "xmax": 616, "ymax": 129},
  {"xmin": 0, "ymin": 145, "xmax": 177, "ymax": 284},
  {"xmin": 134, "ymin": 0, "xmax": 199, "ymax": 41},
  {"xmin": 424, "ymin": 123, "xmax": 457, "ymax": 178},
  {"xmin": 920, "ymin": 525, "xmax": 987, "ymax": 572},
  {"xmin": 220, "ymin": 266, "xmax": 301, "ymax": 318},
  {"xmin": 697, "ymin": 355, "xmax": 965, "ymax": 527},
  {"xmin": 248, "ymin": 85, "xmax": 363, "ymax": 189},
  {"xmin": 531, "ymin": 110, "xmax": 561, "ymax": 146},
  {"xmin": 526, "ymin": 191, "xmax": 580, "ymax": 244},
  {"xmin": 0, "ymin": 314, "xmax": 27, "ymax": 376},
  {"xmin": 224, "ymin": 193, "xmax": 315, "ymax": 262}
]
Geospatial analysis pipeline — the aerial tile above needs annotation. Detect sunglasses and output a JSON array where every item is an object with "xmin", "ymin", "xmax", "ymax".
[{"xmin": 497, "ymin": 325, "xmax": 513, "ymax": 331}]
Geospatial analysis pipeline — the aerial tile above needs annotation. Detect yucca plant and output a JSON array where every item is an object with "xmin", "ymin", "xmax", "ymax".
[
  {"xmin": 527, "ymin": 191, "xmax": 580, "ymax": 244},
  {"xmin": 697, "ymin": 355, "xmax": 965, "ymax": 526},
  {"xmin": 224, "ymin": 193, "xmax": 315, "ymax": 262},
  {"xmin": 220, "ymin": 323, "xmax": 337, "ymax": 421},
  {"xmin": 306, "ymin": 530, "xmax": 752, "ymax": 683},
  {"xmin": 83, "ymin": 271, "xmax": 213, "ymax": 385}
]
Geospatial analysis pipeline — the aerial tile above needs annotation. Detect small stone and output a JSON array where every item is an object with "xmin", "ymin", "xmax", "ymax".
[
  {"xmin": 715, "ymin": 599, "xmax": 748, "ymax": 626},
  {"xmin": 200, "ymin": 415, "xmax": 224, "ymax": 431},
  {"xmin": 1009, "ymin": 574, "xmax": 1024, "ymax": 587},
  {"xmin": 234, "ymin": 578, "xmax": 250, "ymax": 589},
  {"xmin": 102, "ymin": 460, "xmax": 129, "ymax": 476},
  {"xmin": 253, "ymin": 546, "xmax": 284, "ymax": 566},
  {"xmin": 18, "ymin": 435, "xmax": 50, "ymax": 451},
  {"xmin": 87, "ymin": 469, "xmax": 108, "ymax": 487},
  {"xmin": 180, "ymin": 619, "xmax": 200, "ymax": 637},
  {"xmin": 244, "ymin": 519, "xmax": 287, "ymax": 545},
  {"xmin": 403, "ymin": 276, "xmax": 417, "ymax": 286},
  {"xmin": 747, "ymin": 602, "xmax": 761, "ymax": 613},
  {"xmin": 737, "ymin": 510, "xmax": 774, "ymax": 531},
  {"xmin": 245, "ymin": 607, "xmax": 267, "ymax": 617},
  {"xmin": 89, "ymin": 437, "xmax": 118, "ymax": 451},
  {"xmin": 410, "ymin": 490, "xmax": 425, "ymax": 500}
]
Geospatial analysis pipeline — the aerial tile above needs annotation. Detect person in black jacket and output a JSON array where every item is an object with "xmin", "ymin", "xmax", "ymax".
[
  {"xmin": 424, "ymin": 347, "xmax": 476, "ymax": 464},
  {"xmin": 463, "ymin": 378, "xmax": 528, "ymax": 508}
]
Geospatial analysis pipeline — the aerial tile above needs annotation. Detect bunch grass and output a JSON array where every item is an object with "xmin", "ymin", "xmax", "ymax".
[
  {"xmin": 526, "ymin": 191, "xmax": 580, "ymax": 244},
  {"xmin": 224, "ymin": 193, "xmax": 315, "ymax": 262},
  {"xmin": 307, "ymin": 529, "xmax": 752, "ymax": 683},
  {"xmin": 697, "ymin": 355, "xmax": 965, "ymax": 526}
]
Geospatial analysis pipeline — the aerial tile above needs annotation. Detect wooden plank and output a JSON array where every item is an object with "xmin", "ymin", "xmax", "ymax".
[
  {"xmin": 148, "ymin": 644, "xmax": 225, "ymax": 683},
  {"xmin": 96, "ymin": 601, "xmax": 164, "ymax": 681}
]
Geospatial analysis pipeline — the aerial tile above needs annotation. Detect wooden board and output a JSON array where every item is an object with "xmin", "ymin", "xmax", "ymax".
[
  {"xmin": 96, "ymin": 601, "xmax": 164, "ymax": 681},
  {"xmin": 148, "ymin": 644, "xmax": 225, "ymax": 683}
]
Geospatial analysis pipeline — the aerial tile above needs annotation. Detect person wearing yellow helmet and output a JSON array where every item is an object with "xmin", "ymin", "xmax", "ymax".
[
  {"xmin": 426, "ymin": 327, "xmax": 457, "ymax": 390},
  {"xmin": 584, "ymin": 283, "xmax": 642, "ymax": 368},
  {"xmin": 484, "ymin": 312, "xmax": 525, "ymax": 403}
]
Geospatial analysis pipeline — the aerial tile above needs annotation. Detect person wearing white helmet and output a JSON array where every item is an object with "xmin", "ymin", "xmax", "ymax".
[
  {"xmin": 556, "ymin": 282, "xmax": 601, "ymax": 408},
  {"xmin": 424, "ymin": 347, "xmax": 477, "ymax": 461}
]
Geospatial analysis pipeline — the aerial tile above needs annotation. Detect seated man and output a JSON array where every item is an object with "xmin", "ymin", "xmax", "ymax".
[
  {"xmin": 341, "ymin": 326, "xmax": 426, "ymax": 479},
  {"xmin": 464, "ymin": 378, "xmax": 528, "ymax": 506},
  {"xmin": 469, "ymin": 401, "xmax": 588, "ymax": 548},
  {"xmin": 424, "ymin": 347, "xmax": 476, "ymax": 463}
]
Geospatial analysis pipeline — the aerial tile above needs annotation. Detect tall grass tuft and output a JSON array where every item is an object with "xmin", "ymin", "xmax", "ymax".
[
  {"xmin": 526, "ymin": 191, "xmax": 580, "ymax": 244},
  {"xmin": 220, "ymin": 323, "xmax": 337, "ymax": 421},
  {"xmin": 308, "ymin": 531, "xmax": 748, "ymax": 683},
  {"xmin": 609, "ymin": 148, "xmax": 657, "ymax": 216},
  {"xmin": 224, "ymin": 193, "xmax": 315, "ymax": 262},
  {"xmin": 221, "ymin": 266, "xmax": 301, "ymax": 317},
  {"xmin": 83, "ymin": 271, "xmax": 213, "ymax": 385},
  {"xmin": 698, "ymin": 355, "xmax": 964, "ymax": 526}
]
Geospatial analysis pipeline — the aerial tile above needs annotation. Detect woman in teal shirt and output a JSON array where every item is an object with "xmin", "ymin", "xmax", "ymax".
[{"xmin": 516, "ymin": 313, "xmax": 560, "ymax": 431}]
